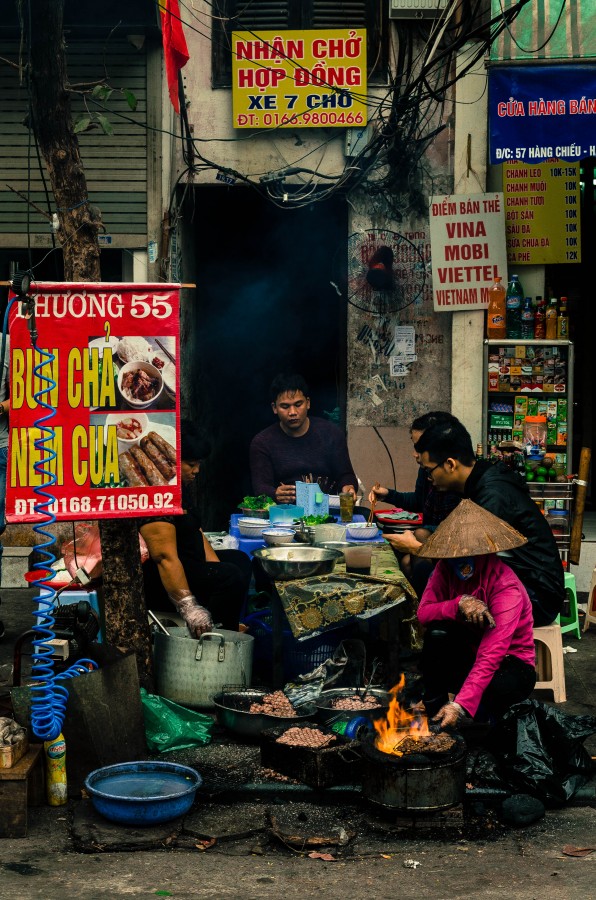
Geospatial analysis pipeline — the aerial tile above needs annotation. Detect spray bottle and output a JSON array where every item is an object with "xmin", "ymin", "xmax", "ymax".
[{"xmin": 44, "ymin": 732, "xmax": 67, "ymax": 806}]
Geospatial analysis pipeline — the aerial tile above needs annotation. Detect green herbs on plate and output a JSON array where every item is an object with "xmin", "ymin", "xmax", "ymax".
[{"xmin": 240, "ymin": 495, "xmax": 275, "ymax": 510}]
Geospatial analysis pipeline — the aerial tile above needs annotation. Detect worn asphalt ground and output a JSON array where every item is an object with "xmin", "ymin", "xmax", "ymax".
[{"xmin": 0, "ymin": 588, "xmax": 595, "ymax": 899}]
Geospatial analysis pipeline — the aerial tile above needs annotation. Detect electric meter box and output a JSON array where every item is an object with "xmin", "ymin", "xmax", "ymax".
[{"xmin": 389, "ymin": 0, "xmax": 448, "ymax": 18}]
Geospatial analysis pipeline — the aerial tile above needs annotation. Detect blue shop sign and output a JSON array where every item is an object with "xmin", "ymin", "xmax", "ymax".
[{"xmin": 489, "ymin": 65, "xmax": 596, "ymax": 164}]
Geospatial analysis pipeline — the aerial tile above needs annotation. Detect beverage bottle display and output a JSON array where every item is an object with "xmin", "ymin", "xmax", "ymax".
[
  {"xmin": 534, "ymin": 296, "xmax": 546, "ymax": 338},
  {"xmin": 486, "ymin": 276, "xmax": 506, "ymax": 339},
  {"xmin": 505, "ymin": 275, "xmax": 523, "ymax": 339},
  {"xmin": 520, "ymin": 297, "xmax": 535, "ymax": 339},
  {"xmin": 557, "ymin": 298, "xmax": 569, "ymax": 338},
  {"xmin": 545, "ymin": 298, "xmax": 558, "ymax": 339}
]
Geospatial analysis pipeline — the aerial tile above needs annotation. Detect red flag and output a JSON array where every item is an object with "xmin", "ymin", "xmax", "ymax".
[{"xmin": 159, "ymin": 0, "xmax": 189, "ymax": 113}]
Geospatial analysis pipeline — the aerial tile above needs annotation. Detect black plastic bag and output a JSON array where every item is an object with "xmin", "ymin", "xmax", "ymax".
[{"xmin": 490, "ymin": 699, "xmax": 596, "ymax": 806}]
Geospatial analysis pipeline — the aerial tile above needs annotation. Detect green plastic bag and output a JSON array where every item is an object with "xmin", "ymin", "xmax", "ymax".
[{"xmin": 140, "ymin": 688, "xmax": 213, "ymax": 753}]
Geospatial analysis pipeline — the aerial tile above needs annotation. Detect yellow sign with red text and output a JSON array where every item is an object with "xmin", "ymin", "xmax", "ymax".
[
  {"xmin": 504, "ymin": 161, "xmax": 581, "ymax": 264},
  {"xmin": 232, "ymin": 29, "xmax": 367, "ymax": 129}
]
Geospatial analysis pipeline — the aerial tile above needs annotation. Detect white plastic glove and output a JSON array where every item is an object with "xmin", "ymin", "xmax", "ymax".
[
  {"xmin": 169, "ymin": 589, "xmax": 213, "ymax": 638},
  {"xmin": 433, "ymin": 701, "xmax": 467, "ymax": 730}
]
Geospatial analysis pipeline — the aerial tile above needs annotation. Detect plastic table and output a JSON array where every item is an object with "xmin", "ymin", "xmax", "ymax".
[{"xmin": 229, "ymin": 512, "xmax": 383, "ymax": 557}]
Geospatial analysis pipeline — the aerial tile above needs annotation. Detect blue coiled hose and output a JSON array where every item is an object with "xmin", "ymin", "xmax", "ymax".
[{"xmin": 3, "ymin": 294, "xmax": 97, "ymax": 741}]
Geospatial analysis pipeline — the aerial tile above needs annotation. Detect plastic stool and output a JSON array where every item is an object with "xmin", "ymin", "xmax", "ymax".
[
  {"xmin": 583, "ymin": 566, "xmax": 596, "ymax": 633},
  {"xmin": 533, "ymin": 623, "xmax": 566, "ymax": 703},
  {"xmin": 560, "ymin": 571, "xmax": 581, "ymax": 640}
]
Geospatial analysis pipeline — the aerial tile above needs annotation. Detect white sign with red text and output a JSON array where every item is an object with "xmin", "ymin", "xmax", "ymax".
[{"xmin": 429, "ymin": 193, "xmax": 508, "ymax": 312}]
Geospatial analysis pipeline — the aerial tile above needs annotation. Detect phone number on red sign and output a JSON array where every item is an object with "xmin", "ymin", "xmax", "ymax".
[{"xmin": 14, "ymin": 493, "xmax": 175, "ymax": 517}]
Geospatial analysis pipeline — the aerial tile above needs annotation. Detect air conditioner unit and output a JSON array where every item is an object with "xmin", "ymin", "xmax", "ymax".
[{"xmin": 389, "ymin": 0, "xmax": 448, "ymax": 19}]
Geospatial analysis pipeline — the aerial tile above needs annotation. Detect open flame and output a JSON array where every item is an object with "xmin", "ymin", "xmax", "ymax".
[{"xmin": 373, "ymin": 674, "xmax": 431, "ymax": 755}]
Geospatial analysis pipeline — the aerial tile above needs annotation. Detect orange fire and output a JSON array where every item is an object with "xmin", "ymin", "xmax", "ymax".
[{"xmin": 373, "ymin": 674, "xmax": 431, "ymax": 755}]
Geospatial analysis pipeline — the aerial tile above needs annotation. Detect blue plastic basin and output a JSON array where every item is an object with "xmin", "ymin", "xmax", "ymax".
[{"xmin": 84, "ymin": 761, "xmax": 202, "ymax": 826}]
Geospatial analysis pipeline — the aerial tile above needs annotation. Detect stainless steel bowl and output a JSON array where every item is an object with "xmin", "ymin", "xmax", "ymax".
[
  {"xmin": 314, "ymin": 540, "xmax": 352, "ymax": 559},
  {"xmin": 315, "ymin": 687, "xmax": 390, "ymax": 724},
  {"xmin": 253, "ymin": 546, "xmax": 343, "ymax": 581},
  {"xmin": 212, "ymin": 689, "xmax": 313, "ymax": 739}
]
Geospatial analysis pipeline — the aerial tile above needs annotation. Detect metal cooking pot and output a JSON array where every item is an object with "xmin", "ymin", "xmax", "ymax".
[
  {"xmin": 154, "ymin": 629, "xmax": 254, "ymax": 709},
  {"xmin": 253, "ymin": 547, "xmax": 342, "ymax": 581}
]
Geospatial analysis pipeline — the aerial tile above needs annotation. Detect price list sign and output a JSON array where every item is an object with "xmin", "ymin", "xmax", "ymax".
[{"xmin": 504, "ymin": 161, "xmax": 581, "ymax": 265}]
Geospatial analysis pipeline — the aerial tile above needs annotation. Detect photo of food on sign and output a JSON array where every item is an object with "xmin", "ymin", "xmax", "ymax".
[
  {"xmin": 90, "ymin": 411, "xmax": 177, "ymax": 489},
  {"xmin": 87, "ymin": 335, "xmax": 176, "ymax": 411}
]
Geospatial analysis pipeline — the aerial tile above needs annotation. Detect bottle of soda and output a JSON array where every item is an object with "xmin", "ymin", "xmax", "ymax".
[
  {"xmin": 486, "ymin": 276, "xmax": 506, "ymax": 339},
  {"xmin": 545, "ymin": 298, "xmax": 558, "ymax": 340},
  {"xmin": 534, "ymin": 296, "xmax": 546, "ymax": 338},
  {"xmin": 505, "ymin": 275, "xmax": 524, "ymax": 339},
  {"xmin": 521, "ymin": 297, "xmax": 535, "ymax": 339}
]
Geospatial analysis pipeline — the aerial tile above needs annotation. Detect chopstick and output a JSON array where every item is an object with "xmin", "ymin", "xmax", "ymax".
[
  {"xmin": 367, "ymin": 482, "xmax": 380, "ymax": 525},
  {"xmin": 155, "ymin": 338, "xmax": 176, "ymax": 365}
]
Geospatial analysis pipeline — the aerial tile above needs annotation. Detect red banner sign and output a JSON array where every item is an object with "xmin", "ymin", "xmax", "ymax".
[{"xmin": 6, "ymin": 282, "xmax": 182, "ymax": 523}]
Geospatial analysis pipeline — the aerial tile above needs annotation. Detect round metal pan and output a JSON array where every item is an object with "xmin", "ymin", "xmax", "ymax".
[
  {"xmin": 315, "ymin": 687, "xmax": 390, "ymax": 724},
  {"xmin": 212, "ymin": 689, "xmax": 314, "ymax": 739}
]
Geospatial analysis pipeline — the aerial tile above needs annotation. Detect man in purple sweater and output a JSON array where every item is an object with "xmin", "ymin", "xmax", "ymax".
[{"xmin": 249, "ymin": 373, "xmax": 358, "ymax": 504}]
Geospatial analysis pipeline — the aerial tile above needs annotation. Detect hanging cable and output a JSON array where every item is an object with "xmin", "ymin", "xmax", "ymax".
[{"xmin": 8, "ymin": 277, "xmax": 97, "ymax": 743}]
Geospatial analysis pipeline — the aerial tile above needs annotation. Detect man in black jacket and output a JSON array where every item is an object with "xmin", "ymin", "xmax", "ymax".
[{"xmin": 414, "ymin": 421, "xmax": 565, "ymax": 626}]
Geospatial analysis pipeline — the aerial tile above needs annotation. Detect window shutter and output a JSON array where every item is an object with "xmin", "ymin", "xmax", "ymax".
[
  {"xmin": 212, "ymin": 0, "xmax": 386, "ymax": 88},
  {"xmin": 0, "ymin": 38, "xmax": 147, "ymax": 246}
]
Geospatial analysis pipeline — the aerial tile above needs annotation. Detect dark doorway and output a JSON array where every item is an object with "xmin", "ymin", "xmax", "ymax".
[{"xmin": 189, "ymin": 187, "xmax": 347, "ymax": 529}]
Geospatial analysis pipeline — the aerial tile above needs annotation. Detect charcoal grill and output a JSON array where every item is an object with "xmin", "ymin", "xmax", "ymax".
[
  {"xmin": 360, "ymin": 732, "xmax": 467, "ymax": 812},
  {"xmin": 260, "ymin": 722, "xmax": 362, "ymax": 789}
]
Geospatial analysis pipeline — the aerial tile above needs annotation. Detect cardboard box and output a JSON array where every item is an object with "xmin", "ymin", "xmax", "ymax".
[
  {"xmin": 557, "ymin": 399, "xmax": 568, "ymax": 421},
  {"xmin": 557, "ymin": 422, "xmax": 567, "ymax": 445},
  {"xmin": 547, "ymin": 423, "xmax": 558, "ymax": 445},
  {"xmin": 527, "ymin": 398, "xmax": 539, "ymax": 416},
  {"xmin": 515, "ymin": 396, "xmax": 528, "ymax": 415},
  {"xmin": 547, "ymin": 400, "xmax": 558, "ymax": 422}
]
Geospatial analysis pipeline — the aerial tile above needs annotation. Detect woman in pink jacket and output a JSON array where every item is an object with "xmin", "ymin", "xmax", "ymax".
[{"xmin": 415, "ymin": 499, "xmax": 536, "ymax": 730}]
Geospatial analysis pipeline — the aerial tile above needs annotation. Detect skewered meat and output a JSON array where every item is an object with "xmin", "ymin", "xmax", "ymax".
[
  {"xmin": 330, "ymin": 695, "xmax": 382, "ymax": 711},
  {"xmin": 276, "ymin": 727, "xmax": 336, "ymax": 748},
  {"xmin": 249, "ymin": 691, "xmax": 297, "ymax": 717}
]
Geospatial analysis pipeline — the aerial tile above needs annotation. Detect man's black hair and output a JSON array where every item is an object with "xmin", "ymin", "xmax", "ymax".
[
  {"xmin": 414, "ymin": 420, "xmax": 475, "ymax": 466},
  {"xmin": 180, "ymin": 418, "xmax": 212, "ymax": 462},
  {"xmin": 410, "ymin": 410, "xmax": 460, "ymax": 433},
  {"xmin": 269, "ymin": 373, "xmax": 310, "ymax": 404}
]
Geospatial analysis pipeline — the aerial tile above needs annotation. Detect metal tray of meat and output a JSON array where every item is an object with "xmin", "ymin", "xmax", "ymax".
[
  {"xmin": 212, "ymin": 687, "xmax": 314, "ymax": 740},
  {"xmin": 315, "ymin": 688, "xmax": 390, "ymax": 725},
  {"xmin": 259, "ymin": 721, "xmax": 362, "ymax": 789}
]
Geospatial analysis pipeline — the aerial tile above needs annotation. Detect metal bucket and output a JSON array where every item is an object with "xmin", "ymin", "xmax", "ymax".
[
  {"xmin": 154, "ymin": 628, "xmax": 254, "ymax": 709},
  {"xmin": 360, "ymin": 734, "xmax": 467, "ymax": 811}
]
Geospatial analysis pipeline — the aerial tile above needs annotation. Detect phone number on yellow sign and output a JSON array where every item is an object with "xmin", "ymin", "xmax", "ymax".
[{"xmin": 14, "ymin": 492, "xmax": 175, "ymax": 516}]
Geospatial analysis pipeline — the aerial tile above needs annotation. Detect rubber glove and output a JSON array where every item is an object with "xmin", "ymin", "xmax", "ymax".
[
  {"xmin": 458, "ymin": 595, "xmax": 496, "ymax": 629},
  {"xmin": 433, "ymin": 700, "xmax": 466, "ymax": 730},
  {"xmin": 169, "ymin": 589, "xmax": 213, "ymax": 638}
]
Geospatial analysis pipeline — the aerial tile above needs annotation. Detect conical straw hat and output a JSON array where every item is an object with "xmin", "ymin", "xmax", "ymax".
[{"xmin": 416, "ymin": 499, "xmax": 527, "ymax": 559}]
